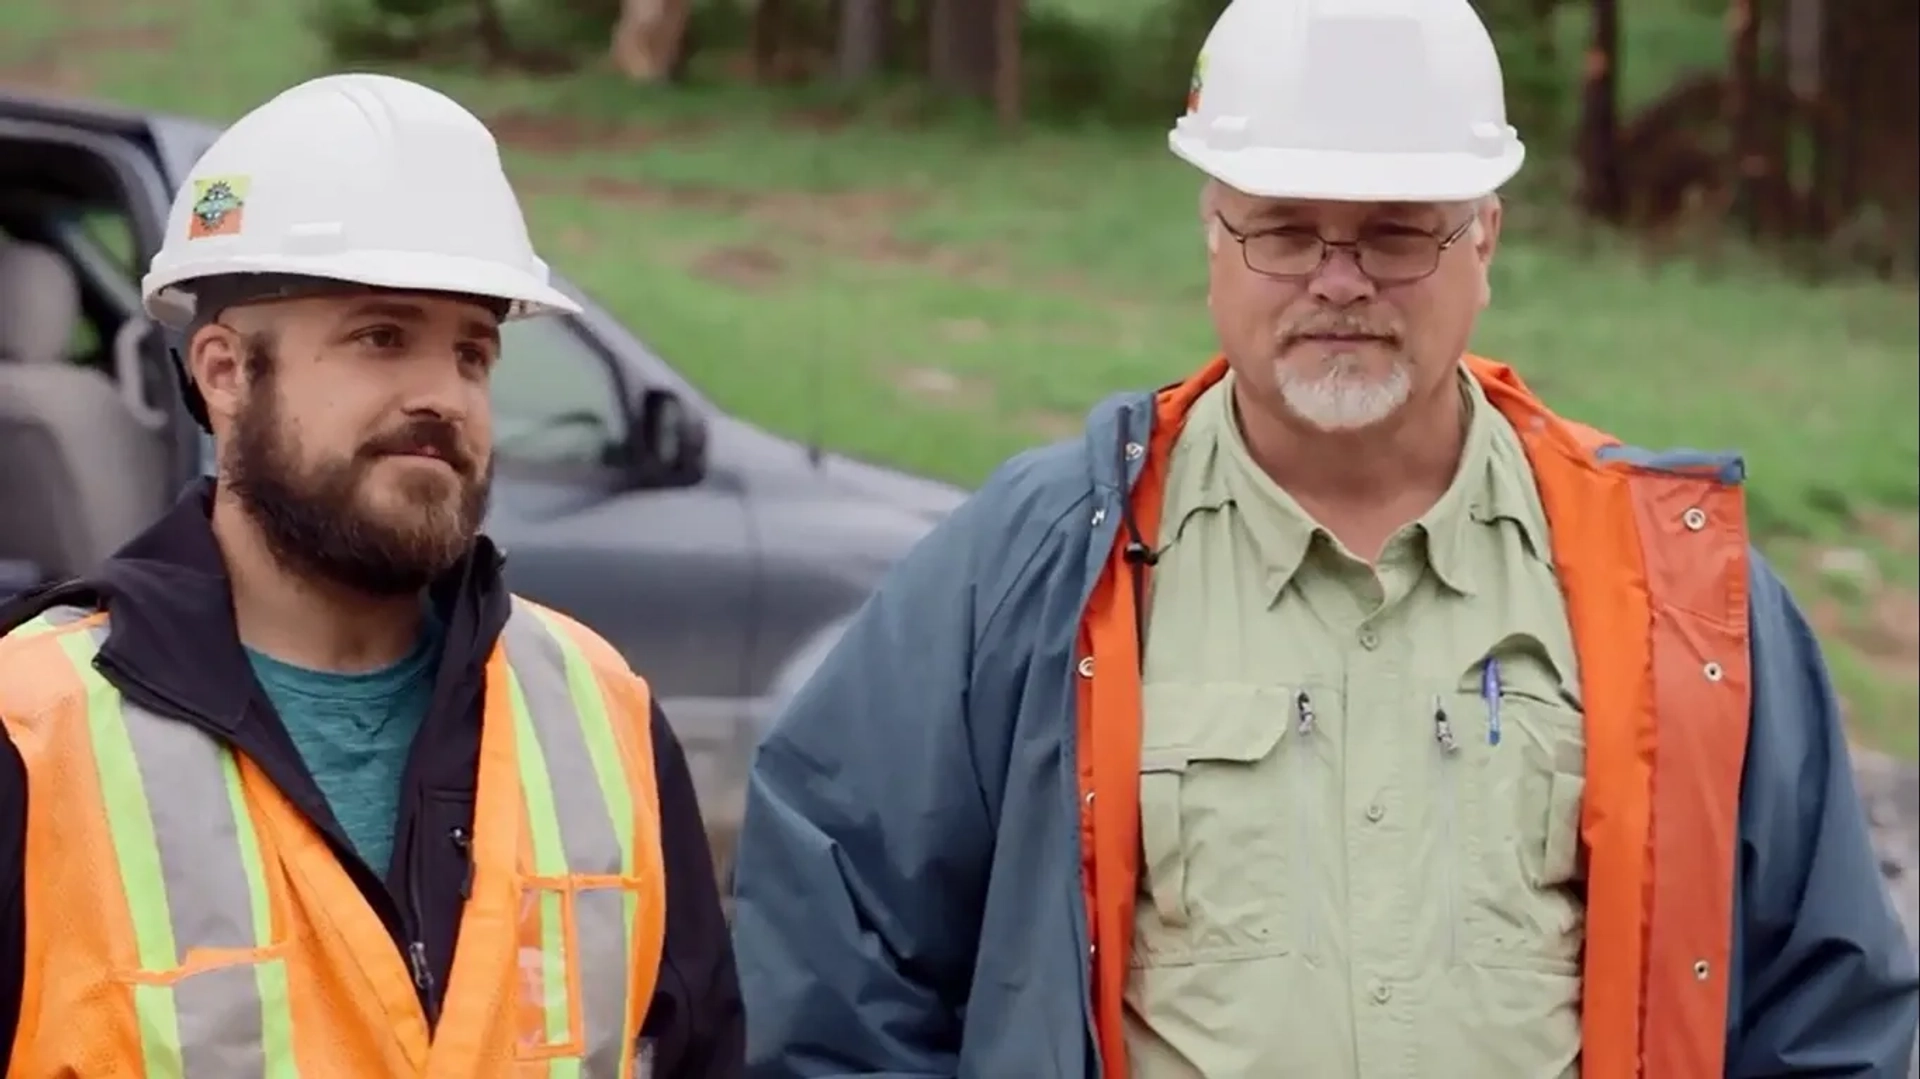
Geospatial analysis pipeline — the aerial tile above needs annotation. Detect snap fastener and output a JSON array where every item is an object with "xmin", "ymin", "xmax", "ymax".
[
  {"xmin": 1371, "ymin": 983, "xmax": 1392, "ymax": 1004},
  {"xmin": 1358, "ymin": 627, "xmax": 1380, "ymax": 651},
  {"xmin": 1703, "ymin": 662, "xmax": 1723, "ymax": 682},
  {"xmin": 1682, "ymin": 507, "xmax": 1707, "ymax": 531},
  {"xmin": 1124, "ymin": 442, "xmax": 1145, "ymax": 461},
  {"xmin": 1365, "ymin": 803, "xmax": 1385, "ymax": 823},
  {"xmin": 1091, "ymin": 507, "xmax": 1107, "ymax": 526},
  {"xmin": 1077, "ymin": 656, "xmax": 1095, "ymax": 678},
  {"xmin": 1084, "ymin": 790, "xmax": 1096, "ymax": 806},
  {"xmin": 1693, "ymin": 960, "xmax": 1710, "ymax": 981}
]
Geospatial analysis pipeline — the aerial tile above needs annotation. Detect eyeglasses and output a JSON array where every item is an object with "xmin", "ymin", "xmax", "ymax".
[{"xmin": 1214, "ymin": 213, "xmax": 1477, "ymax": 284}]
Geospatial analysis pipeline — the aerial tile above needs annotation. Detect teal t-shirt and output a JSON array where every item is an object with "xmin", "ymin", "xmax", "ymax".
[{"xmin": 246, "ymin": 618, "xmax": 442, "ymax": 876}]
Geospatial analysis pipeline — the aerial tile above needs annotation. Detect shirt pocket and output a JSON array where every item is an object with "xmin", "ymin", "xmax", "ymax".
[
  {"xmin": 1134, "ymin": 682, "xmax": 1313, "ymax": 967},
  {"xmin": 1447, "ymin": 676, "xmax": 1587, "ymax": 974}
]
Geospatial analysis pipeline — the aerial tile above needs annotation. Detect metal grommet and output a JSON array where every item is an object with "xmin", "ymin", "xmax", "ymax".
[
  {"xmin": 1091, "ymin": 507, "xmax": 1107, "ymax": 527},
  {"xmin": 1077, "ymin": 656, "xmax": 1095, "ymax": 678},
  {"xmin": 1124, "ymin": 442, "xmax": 1145, "ymax": 461},
  {"xmin": 1703, "ymin": 662, "xmax": 1723, "ymax": 682},
  {"xmin": 1692, "ymin": 960, "xmax": 1710, "ymax": 981},
  {"xmin": 1682, "ymin": 506, "xmax": 1707, "ymax": 531}
]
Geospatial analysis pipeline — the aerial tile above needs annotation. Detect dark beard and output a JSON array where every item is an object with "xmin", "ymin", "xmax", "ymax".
[{"xmin": 224, "ymin": 342, "xmax": 492, "ymax": 597}]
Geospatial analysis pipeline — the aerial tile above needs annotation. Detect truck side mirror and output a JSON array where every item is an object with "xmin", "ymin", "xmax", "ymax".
[{"xmin": 619, "ymin": 387, "xmax": 707, "ymax": 489}]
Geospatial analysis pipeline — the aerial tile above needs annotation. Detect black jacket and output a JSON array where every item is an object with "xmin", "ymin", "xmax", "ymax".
[{"xmin": 0, "ymin": 483, "xmax": 743, "ymax": 1074}]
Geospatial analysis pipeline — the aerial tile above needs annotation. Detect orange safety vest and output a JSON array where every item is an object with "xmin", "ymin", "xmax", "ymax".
[
  {"xmin": 0, "ymin": 597, "xmax": 667, "ymax": 1078},
  {"xmin": 1075, "ymin": 356, "xmax": 1754, "ymax": 1079}
]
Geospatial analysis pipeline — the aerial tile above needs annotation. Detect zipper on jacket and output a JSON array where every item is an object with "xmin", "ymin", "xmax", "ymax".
[
  {"xmin": 451, "ymin": 826, "xmax": 474, "ymax": 900},
  {"xmin": 404, "ymin": 806, "xmax": 442, "ymax": 1025},
  {"xmin": 1432, "ymin": 694, "xmax": 1460, "ymax": 964},
  {"xmin": 1293, "ymin": 690, "xmax": 1318, "ymax": 958}
]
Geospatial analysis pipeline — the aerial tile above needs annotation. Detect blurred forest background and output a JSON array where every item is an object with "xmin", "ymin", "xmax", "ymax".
[{"xmin": 1, "ymin": 0, "xmax": 1915, "ymax": 754}]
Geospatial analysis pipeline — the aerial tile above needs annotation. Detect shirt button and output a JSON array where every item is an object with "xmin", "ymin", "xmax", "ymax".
[
  {"xmin": 1365, "ymin": 803, "xmax": 1385, "ymax": 823},
  {"xmin": 1357, "ymin": 627, "xmax": 1380, "ymax": 650},
  {"xmin": 1370, "ymin": 983, "xmax": 1392, "ymax": 1004}
]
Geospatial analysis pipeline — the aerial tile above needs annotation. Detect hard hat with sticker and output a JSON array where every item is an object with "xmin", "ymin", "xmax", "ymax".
[
  {"xmin": 141, "ymin": 72, "xmax": 579, "ymax": 332},
  {"xmin": 187, "ymin": 176, "xmax": 250, "ymax": 240}
]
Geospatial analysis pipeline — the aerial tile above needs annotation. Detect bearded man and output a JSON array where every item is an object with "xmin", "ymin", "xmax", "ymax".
[{"xmin": 0, "ymin": 74, "xmax": 742, "ymax": 1077}]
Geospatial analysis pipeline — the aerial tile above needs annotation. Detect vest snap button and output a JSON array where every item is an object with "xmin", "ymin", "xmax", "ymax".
[
  {"xmin": 1091, "ymin": 507, "xmax": 1107, "ymax": 527},
  {"xmin": 1693, "ymin": 960, "xmax": 1711, "ymax": 981},
  {"xmin": 1077, "ymin": 656, "xmax": 1095, "ymax": 678},
  {"xmin": 1682, "ymin": 507, "xmax": 1707, "ymax": 531},
  {"xmin": 1124, "ymin": 442, "xmax": 1145, "ymax": 461},
  {"xmin": 1703, "ymin": 662, "xmax": 1723, "ymax": 682}
]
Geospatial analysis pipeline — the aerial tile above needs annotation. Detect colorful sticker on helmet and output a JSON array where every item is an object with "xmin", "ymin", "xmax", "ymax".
[
  {"xmin": 187, "ymin": 176, "xmax": 249, "ymax": 240},
  {"xmin": 1187, "ymin": 53, "xmax": 1206, "ymax": 114}
]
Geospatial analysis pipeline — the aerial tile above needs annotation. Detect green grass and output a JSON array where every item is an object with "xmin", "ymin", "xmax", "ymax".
[{"xmin": 4, "ymin": 0, "xmax": 1915, "ymax": 756}]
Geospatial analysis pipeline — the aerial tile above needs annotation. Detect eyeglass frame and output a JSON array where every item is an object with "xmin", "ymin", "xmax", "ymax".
[{"xmin": 1213, "ymin": 211, "xmax": 1479, "ymax": 284}]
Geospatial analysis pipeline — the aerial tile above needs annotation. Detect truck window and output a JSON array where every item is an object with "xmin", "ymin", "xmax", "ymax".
[{"xmin": 492, "ymin": 316, "xmax": 625, "ymax": 469}]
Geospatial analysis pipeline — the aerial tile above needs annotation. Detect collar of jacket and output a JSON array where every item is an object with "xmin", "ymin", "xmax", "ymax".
[{"xmin": 86, "ymin": 477, "xmax": 510, "ymax": 737}]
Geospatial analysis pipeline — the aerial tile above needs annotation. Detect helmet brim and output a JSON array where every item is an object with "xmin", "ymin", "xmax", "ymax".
[
  {"xmin": 141, "ymin": 247, "xmax": 581, "ymax": 331},
  {"xmin": 1171, "ymin": 132, "xmax": 1525, "ymax": 204}
]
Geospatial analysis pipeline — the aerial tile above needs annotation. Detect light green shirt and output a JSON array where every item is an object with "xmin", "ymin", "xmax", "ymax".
[{"xmin": 1126, "ymin": 369, "xmax": 1587, "ymax": 1079}]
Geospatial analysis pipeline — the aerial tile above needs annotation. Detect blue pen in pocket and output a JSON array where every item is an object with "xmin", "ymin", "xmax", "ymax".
[{"xmin": 1480, "ymin": 656, "xmax": 1502, "ymax": 746}]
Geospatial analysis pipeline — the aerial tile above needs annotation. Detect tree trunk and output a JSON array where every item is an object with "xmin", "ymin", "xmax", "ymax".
[
  {"xmin": 610, "ymin": 0, "xmax": 691, "ymax": 83},
  {"xmin": 837, "ymin": 0, "xmax": 888, "ymax": 82},
  {"xmin": 992, "ymin": 0, "xmax": 1023, "ymax": 127},
  {"xmin": 1783, "ymin": 0, "xmax": 1820, "ymax": 102},
  {"xmin": 472, "ymin": 0, "xmax": 512, "ymax": 66},
  {"xmin": 1575, "ymin": 0, "xmax": 1624, "ymax": 221},
  {"xmin": 1725, "ymin": 0, "xmax": 1764, "ymax": 234},
  {"xmin": 927, "ymin": 0, "xmax": 996, "ymax": 97},
  {"xmin": 751, "ymin": 0, "xmax": 786, "ymax": 83}
]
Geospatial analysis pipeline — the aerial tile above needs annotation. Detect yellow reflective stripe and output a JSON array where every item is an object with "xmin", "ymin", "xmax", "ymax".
[
  {"xmin": 56, "ymin": 618, "xmax": 296, "ymax": 1078},
  {"xmin": 530, "ymin": 606, "xmax": 635, "ymax": 874},
  {"xmin": 221, "ymin": 753, "xmax": 299, "ymax": 1079},
  {"xmin": 504, "ymin": 602, "xmax": 644, "ymax": 1076},
  {"xmin": 507, "ymin": 664, "xmax": 576, "ymax": 1056},
  {"xmin": 57, "ymin": 627, "xmax": 185, "ymax": 1077},
  {"xmin": 529, "ymin": 608, "xmax": 642, "ymax": 1077}
]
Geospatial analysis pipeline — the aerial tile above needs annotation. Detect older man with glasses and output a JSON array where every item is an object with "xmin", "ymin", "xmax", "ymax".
[{"xmin": 729, "ymin": 0, "xmax": 1920, "ymax": 1075}]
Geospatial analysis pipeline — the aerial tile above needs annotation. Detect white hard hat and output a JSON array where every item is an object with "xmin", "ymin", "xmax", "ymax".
[
  {"xmin": 142, "ymin": 73, "xmax": 580, "ymax": 331},
  {"xmin": 1170, "ymin": 0, "xmax": 1525, "ymax": 203}
]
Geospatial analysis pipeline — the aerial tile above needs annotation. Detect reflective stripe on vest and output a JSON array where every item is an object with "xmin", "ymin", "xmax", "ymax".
[
  {"xmin": 34, "ymin": 599, "xmax": 646, "ymax": 1075},
  {"xmin": 500, "ymin": 603, "xmax": 642, "ymax": 1073}
]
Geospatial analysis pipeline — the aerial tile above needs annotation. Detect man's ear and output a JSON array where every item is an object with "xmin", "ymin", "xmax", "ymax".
[
  {"xmin": 1473, "ymin": 195, "xmax": 1504, "ymax": 263},
  {"xmin": 188, "ymin": 323, "xmax": 247, "ymax": 430}
]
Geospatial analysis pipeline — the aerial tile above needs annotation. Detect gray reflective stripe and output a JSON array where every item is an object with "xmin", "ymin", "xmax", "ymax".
[
  {"xmin": 503, "ymin": 608, "xmax": 624, "ymax": 876},
  {"xmin": 576, "ymin": 885, "xmax": 633, "ymax": 1075},
  {"xmin": 123, "ymin": 695, "xmax": 279, "ymax": 1079},
  {"xmin": 176, "ymin": 962, "xmax": 271, "ymax": 1077},
  {"xmin": 59, "ymin": 619, "xmax": 293, "ymax": 1078},
  {"xmin": 502, "ymin": 604, "xmax": 633, "ymax": 1074},
  {"xmin": 120, "ymin": 697, "xmax": 261, "ymax": 959}
]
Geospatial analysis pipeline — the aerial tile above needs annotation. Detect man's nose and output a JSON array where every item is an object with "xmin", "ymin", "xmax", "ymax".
[
  {"xmin": 397, "ymin": 351, "xmax": 478, "ymax": 419},
  {"xmin": 1306, "ymin": 246, "xmax": 1377, "ymax": 307}
]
